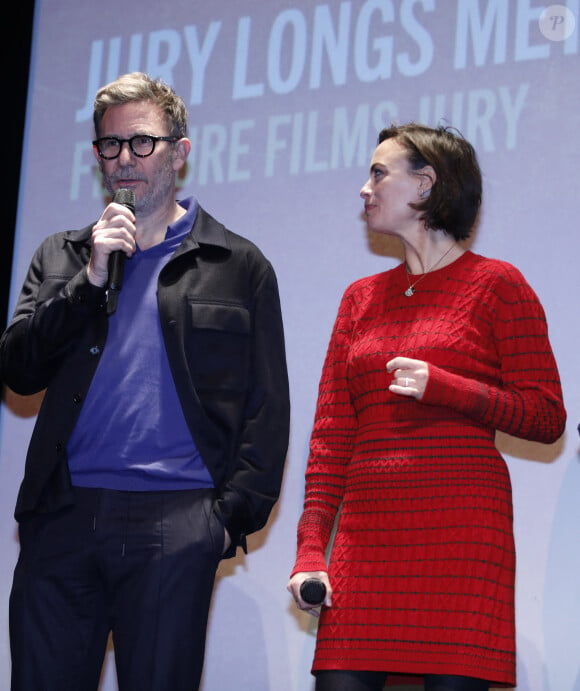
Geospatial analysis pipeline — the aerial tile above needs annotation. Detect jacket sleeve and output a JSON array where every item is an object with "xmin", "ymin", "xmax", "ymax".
[
  {"xmin": 0, "ymin": 235, "xmax": 107, "ymax": 395},
  {"xmin": 213, "ymin": 261, "xmax": 290, "ymax": 555}
]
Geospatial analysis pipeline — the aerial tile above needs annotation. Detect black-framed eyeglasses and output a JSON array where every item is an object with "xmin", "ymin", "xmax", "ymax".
[{"xmin": 92, "ymin": 134, "xmax": 179, "ymax": 159}]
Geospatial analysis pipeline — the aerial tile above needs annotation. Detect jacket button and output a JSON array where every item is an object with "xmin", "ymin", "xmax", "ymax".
[
  {"xmin": 89, "ymin": 346, "xmax": 101, "ymax": 355},
  {"xmin": 73, "ymin": 394, "xmax": 82, "ymax": 404}
]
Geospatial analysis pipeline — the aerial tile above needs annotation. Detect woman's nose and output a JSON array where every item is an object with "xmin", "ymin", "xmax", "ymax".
[{"xmin": 360, "ymin": 182, "xmax": 370, "ymax": 198}]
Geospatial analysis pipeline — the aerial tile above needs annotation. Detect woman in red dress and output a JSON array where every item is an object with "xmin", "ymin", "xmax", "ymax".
[{"xmin": 287, "ymin": 124, "xmax": 566, "ymax": 691}]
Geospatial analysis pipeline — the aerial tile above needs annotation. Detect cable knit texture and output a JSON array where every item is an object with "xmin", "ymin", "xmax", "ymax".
[{"xmin": 291, "ymin": 251, "xmax": 565, "ymax": 687}]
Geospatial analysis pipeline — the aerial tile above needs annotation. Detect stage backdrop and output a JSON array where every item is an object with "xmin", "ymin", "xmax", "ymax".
[{"xmin": 1, "ymin": 1, "xmax": 579, "ymax": 689}]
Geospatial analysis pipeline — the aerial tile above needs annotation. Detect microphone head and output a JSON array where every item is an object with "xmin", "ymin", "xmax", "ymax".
[
  {"xmin": 113, "ymin": 188, "xmax": 135, "ymax": 212},
  {"xmin": 299, "ymin": 578, "xmax": 327, "ymax": 606}
]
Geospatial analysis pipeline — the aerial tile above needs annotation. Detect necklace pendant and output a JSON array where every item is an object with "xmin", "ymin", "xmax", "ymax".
[{"xmin": 404, "ymin": 286, "xmax": 414, "ymax": 297}]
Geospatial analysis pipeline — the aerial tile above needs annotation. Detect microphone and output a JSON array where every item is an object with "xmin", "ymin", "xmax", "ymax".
[
  {"xmin": 107, "ymin": 188, "xmax": 135, "ymax": 315},
  {"xmin": 299, "ymin": 578, "xmax": 327, "ymax": 606}
]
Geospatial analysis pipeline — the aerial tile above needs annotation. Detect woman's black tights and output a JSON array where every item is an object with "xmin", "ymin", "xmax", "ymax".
[{"xmin": 315, "ymin": 670, "xmax": 490, "ymax": 691}]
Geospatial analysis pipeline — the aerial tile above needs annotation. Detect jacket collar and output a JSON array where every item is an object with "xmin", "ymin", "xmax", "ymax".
[
  {"xmin": 60, "ymin": 204, "xmax": 232, "ymax": 256},
  {"xmin": 168, "ymin": 205, "xmax": 232, "ymax": 259},
  {"xmin": 62, "ymin": 224, "xmax": 93, "ymax": 246}
]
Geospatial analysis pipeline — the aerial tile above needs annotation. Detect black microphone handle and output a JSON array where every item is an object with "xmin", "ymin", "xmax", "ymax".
[
  {"xmin": 107, "ymin": 250, "xmax": 125, "ymax": 292},
  {"xmin": 107, "ymin": 189, "xmax": 135, "ymax": 315},
  {"xmin": 299, "ymin": 578, "xmax": 327, "ymax": 606}
]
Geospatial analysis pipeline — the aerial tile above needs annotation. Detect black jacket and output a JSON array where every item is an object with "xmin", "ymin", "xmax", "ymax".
[{"xmin": 0, "ymin": 205, "xmax": 290, "ymax": 556}]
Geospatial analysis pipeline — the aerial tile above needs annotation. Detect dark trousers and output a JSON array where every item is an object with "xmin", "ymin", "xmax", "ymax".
[{"xmin": 10, "ymin": 486, "xmax": 223, "ymax": 691}]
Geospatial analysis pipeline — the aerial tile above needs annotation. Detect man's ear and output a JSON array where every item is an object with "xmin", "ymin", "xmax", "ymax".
[{"xmin": 173, "ymin": 137, "xmax": 191, "ymax": 171}]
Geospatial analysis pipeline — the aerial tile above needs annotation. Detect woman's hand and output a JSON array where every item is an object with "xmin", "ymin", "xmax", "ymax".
[
  {"xmin": 287, "ymin": 571, "xmax": 332, "ymax": 617},
  {"xmin": 387, "ymin": 356, "xmax": 429, "ymax": 400}
]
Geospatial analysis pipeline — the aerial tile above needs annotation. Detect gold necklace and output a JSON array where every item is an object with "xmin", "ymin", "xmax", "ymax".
[{"xmin": 404, "ymin": 244, "xmax": 456, "ymax": 297}]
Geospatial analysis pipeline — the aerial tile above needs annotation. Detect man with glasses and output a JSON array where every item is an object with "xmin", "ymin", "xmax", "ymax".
[{"xmin": 1, "ymin": 72, "xmax": 290, "ymax": 691}]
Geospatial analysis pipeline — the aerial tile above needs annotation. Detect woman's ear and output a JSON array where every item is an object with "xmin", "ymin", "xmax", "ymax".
[{"xmin": 417, "ymin": 166, "xmax": 436, "ymax": 197}]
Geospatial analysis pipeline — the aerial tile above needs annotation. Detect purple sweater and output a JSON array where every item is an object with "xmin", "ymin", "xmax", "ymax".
[{"xmin": 67, "ymin": 198, "xmax": 214, "ymax": 491}]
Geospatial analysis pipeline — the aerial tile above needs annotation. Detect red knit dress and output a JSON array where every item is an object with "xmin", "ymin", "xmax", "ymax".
[{"xmin": 291, "ymin": 251, "xmax": 565, "ymax": 687}]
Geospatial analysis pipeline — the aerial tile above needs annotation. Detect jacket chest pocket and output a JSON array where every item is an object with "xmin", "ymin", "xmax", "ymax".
[{"xmin": 188, "ymin": 301, "xmax": 251, "ymax": 391}]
